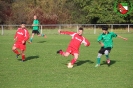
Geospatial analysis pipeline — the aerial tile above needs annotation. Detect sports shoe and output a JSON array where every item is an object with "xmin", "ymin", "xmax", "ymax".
[
  {"xmin": 67, "ymin": 63, "xmax": 73, "ymax": 68},
  {"xmin": 95, "ymin": 64, "xmax": 100, "ymax": 67},
  {"xmin": 44, "ymin": 35, "xmax": 47, "ymax": 38},
  {"xmin": 106, "ymin": 59, "xmax": 110, "ymax": 64},
  {"xmin": 22, "ymin": 60, "xmax": 25, "ymax": 62},
  {"xmin": 28, "ymin": 41, "xmax": 32, "ymax": 44},
  {"xmin": 28, "ymin": 38, "xmax": 32, "ymax": 44},
  {"xmin": 56, "ymin": 50, "xmax": 62, "ymax": 54},
  {"xmin": 16, "ymin": 54, "xmax": 20, "ymax": 58}
]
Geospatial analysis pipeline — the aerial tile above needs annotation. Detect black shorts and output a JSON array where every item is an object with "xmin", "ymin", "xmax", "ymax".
[
  {"xmin": 98, "ymin": 47, "xmax": 112, "ymax": 54},
  {"xmin": 32, "ymin": 30, "xmax": 40, "ymax": 35}
]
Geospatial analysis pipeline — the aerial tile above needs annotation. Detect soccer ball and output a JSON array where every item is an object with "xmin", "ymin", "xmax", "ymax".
[{"xmin": 67, "ymin": 63, "xmax": 73, "ymax": 68}]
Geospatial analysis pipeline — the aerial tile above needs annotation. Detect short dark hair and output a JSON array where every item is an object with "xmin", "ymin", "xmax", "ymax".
[
  {"xmin": 102, "ymin": 26, "xmax": 108, "ymax": 30},
  {"xmin": 21, "ymin": 22, "xmax": 26, "ymax": 24},
  {"xmin": 79, "ymin": 27, "xmax": 83, "ymax": 31}
]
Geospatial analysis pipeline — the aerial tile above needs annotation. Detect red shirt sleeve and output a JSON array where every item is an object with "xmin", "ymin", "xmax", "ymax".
[
  {"xmin": 14, "ymin": 28, "xmax": 19, "ymax": 39},
  {"xmin": 23, "ymin": 29, "xmax": 30, "ymax": 42},
  {"xmin": 82, "ymin": 37, "xmax": 90, "ymax": 47},
  {"xmin": 60, "ymin": 31, "xmax": 75, "ymax": 35}
]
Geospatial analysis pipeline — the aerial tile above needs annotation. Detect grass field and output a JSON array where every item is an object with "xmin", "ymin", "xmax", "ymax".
[{"xmin": 0, "ymin": 29, "xmax": 133, "ymax": 88}]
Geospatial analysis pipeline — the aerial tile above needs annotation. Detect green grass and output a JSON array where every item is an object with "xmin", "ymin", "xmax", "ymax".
[{"xmin": 0, "ymin": 29, "xmax": 133, "ymax": 88}]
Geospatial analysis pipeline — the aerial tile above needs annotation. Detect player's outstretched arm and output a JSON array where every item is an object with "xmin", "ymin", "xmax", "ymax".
[
  {"xmin": 22, "ymin": 29, "xmax": 30, "ymax": 44},
  {"xmin": 98, "ymin": 42, "xmax": 104, "ymax": 47},
  {"xmin": 32, "ymin": 24, "xmax": 39, "ymax": 26},
  {"xmin": 58, "ymin": 29, "xmax": 74, "ymax": 35},
  {"xmin": 58, "ymin": 29, "xmax": 61, "ymax": 34},
  {"xmin": 117, "ymin": 35, "xmax": 128, "ymax": 40},
  {"xmin": 82, "ymin": 38, "xmax": 90, "ymax": 47},
  {"xmin": 14, "ymin": 29, "xmax": 19, "ymax": 41}
]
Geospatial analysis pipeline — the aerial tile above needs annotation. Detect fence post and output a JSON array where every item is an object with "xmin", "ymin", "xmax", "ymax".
[
  {"xmin": 94, "ymin": 24, "xmax": 96, "ymax": 34},
  {"xmin": 40, "ymin": 25, "xmax": 42, "ymax": 34},
  {"xmin": 1, "ymin": 25, "xmax": 4, "ymax": 35},
  {"xmin": 59, "ymin": 25, "xmax": 61, "ymax": 30},
  {"xmin": 111, "ymin": 24, "xmax": 113, "ymax": 32},
  {"xmin": 128, "ymin": 24, "xmax": 129, "ymax": 32}
]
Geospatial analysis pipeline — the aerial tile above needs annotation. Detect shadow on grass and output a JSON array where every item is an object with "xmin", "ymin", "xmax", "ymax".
[
  {"xmin": 101, "ymin": 60, "xmax": 116, "ymax": 67},
  {"xmin": 37, "ymin": 41, "xmax": 46, "ymax": 43},
  {"xmin": 63, "ymin": 60, "xmax": 94, "ymax": 66},
  {"xmin": 75, "ymin": 60, "xmax": 94, "ymax": 66},
  {"xmin": 18, "ymin": 55, "xmax": 39, "ymax": 61}
]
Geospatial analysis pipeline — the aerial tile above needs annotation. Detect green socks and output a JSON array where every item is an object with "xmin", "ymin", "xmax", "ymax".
[
  {"xmin": 41, "ymin": 34, "xmax": 44, "ymax": 37},
  {"xmin": 97, "ymin": 58, "xmax": 101, "ymax": 64},
  {"xmin": 105, "ymin": 55, "xmax": 109, "ymax": 59},
  {"xmin": 30, "ymin": 38, "xmax": 33, "ymax": 42}
]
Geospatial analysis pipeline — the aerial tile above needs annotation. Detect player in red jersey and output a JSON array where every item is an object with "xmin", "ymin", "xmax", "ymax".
[
  {"xmin": 57, "ymin": 27, "xmax": 90, "ymax": 68},
  {"xmin": 12, "ymin": 22, "xmax": 30, "ymax": 61}
]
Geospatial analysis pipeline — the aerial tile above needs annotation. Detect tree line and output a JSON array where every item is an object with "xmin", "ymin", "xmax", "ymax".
[{"xmin": 0, "ymin": 0, "xmax": 133, "ymax": 25}]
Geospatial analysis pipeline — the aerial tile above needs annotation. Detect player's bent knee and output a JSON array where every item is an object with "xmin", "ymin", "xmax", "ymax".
[
  {"xmin": 12, "ymin": 46, "xmax": 16, "ymax": 50},
  {"xmin": 64, "ymin": 52, "xmax": 69, "ymax": 57},
  {"xmin": 104, "ymin": 50, "xmax": 109, "ymax": 55},
  {"xmin": 97, "ymin": 53, "xmax": 102, "ymax": 58},
  {"xmin": 64, "ymin": 54, "xmax": 69, "ymax": 57}
]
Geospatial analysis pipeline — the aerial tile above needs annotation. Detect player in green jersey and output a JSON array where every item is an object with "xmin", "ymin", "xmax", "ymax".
[
  {"xmin": 29, "ymin": 15, "xmax": 46, "ymax": 43},
  {"xmin": 95, "ymin": 26, "xmax": 127, "ymax": 67}
]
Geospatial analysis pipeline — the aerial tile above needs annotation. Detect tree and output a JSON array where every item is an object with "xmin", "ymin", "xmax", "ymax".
[
  {"xmin": 66, "ymin": 0, "xmax": 133, "ymax": 24},
  {"xmin": 0, "ymin": 1, "xmax": 12, "ymax": 24},
  {"xmin": 1, "ymin": 0, "xmax": 133, "ymax": 24}
]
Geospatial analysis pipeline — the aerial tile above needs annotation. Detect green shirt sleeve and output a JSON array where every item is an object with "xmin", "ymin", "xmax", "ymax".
[{"xmin": 111, "ymin": 32, "xmax": 117, "ymax": 38}]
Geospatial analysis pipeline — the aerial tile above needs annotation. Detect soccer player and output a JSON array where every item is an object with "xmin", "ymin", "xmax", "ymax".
[
  {"xmin": 95, "ymin": 26, "xmax": 127, "ymax": 67},
  {"xmin": 12, "ymin": 22, "xmax": 30, "ymax": 61},
  {"xmin": 29, "ymin": 15, "xmax": 46, "ymax": 43},
  {"xmin": 57, "ymin": 27, "xmax": 90, "ymax": 68}
]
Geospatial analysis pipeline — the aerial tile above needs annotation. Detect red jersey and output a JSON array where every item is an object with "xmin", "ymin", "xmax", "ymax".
[
  {"xmin": 60, "ymin": 31, "xmax": 90, "ymax": 50},
  {"xmin": 14, "ymin": 27, "xmax": 30, "ymax": 44}
]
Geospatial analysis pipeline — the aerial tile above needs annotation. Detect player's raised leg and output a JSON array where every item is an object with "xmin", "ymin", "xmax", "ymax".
[
  {"xmin": 57, "ymin": 49, "xmax": 64, "ymax": 55},
  {"xmin": 29, "ymin": 33, "xmax": 34, "ymax": 43},
  {"xmin": 38, "ymin": 33, "xmax": 47, "ymax": 38},
  {"xmin": 57, "ymin": 50, "xmax": 70, "ymax": 57}
]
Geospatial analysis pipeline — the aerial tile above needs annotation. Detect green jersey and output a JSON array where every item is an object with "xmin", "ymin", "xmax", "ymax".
[
  {"xmin": 97, "ymin": 32, "xmax": 117, "ymax": 48},
  {"xmin": 33, "ymin": 19, "xmax": 39, "ymax": 30}
]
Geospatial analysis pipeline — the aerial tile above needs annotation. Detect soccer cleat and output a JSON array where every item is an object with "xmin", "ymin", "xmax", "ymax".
[
  {"xmin": 106, "ymin": 59, "xmax": 110, "ymax": 64},
  {"xmin": 22, "ymin": 60, "xmax": 25, "ymax": 62},
  {"xmin": 56, "ymin": 50, "xmax": 62, "ymax": 54},
  {"xmin": 67, "ymin": 63, "xmax": 73, "ymax": 68},
  {"xmin": 28, "ymin": 39, "xmax": 32, "ymax": 43},
  {"xmin": 28, "ymin": 41, "xmax": 32, "ymax": 44},
  {"xmin": 28, "ymin": 38, "xmax": 32, "ymax": 44},
  {"xmin": 16, "ymin": 54, "xmax": 20, "ymax": 58},
  {"xmin": 42, "ymin": 34, "xmax": 47, "ymax": 38},
  {"xmin": 44, "ymin": 35, "xmax": 47, "ymax": 38},
  {"xmin": 95, "ymin": 64, "xmax": 100, "ymax": 67}
]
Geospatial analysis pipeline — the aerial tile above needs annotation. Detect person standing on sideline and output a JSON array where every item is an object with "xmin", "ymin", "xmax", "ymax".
[
  {"xmin": 95, "ymin": 26, "xmax": 127, "ymax": 67},
  {"xmin": 12, "ymin": 22, "xmax": 30, "ymax": 61},
  {"xmin": 57, "ymin": 27, "xmax": 90, "ymax": 68},
  {"xmin": 29, "ymin": 15, "xmax": 46, "ymax": 43}
]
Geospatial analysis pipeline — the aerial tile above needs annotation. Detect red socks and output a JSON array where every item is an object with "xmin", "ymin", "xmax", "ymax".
[
  {"xmin": 71, "ymin": 58, "xmax": 77, "ymax": 65},
  {"xmin": 13, "ymin": 50, "xmax": 19, "ymax": 55},
  {"xmin": 60, "ymin": 50, "xmax": 64, "ymax": 56},
  {"xmin": 13, "ymin": 50, "xmax": 25, "ymax": 61},
  {"xmin": 22, "ymin": 54, "xmax": 25, "ymax": 61}
]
